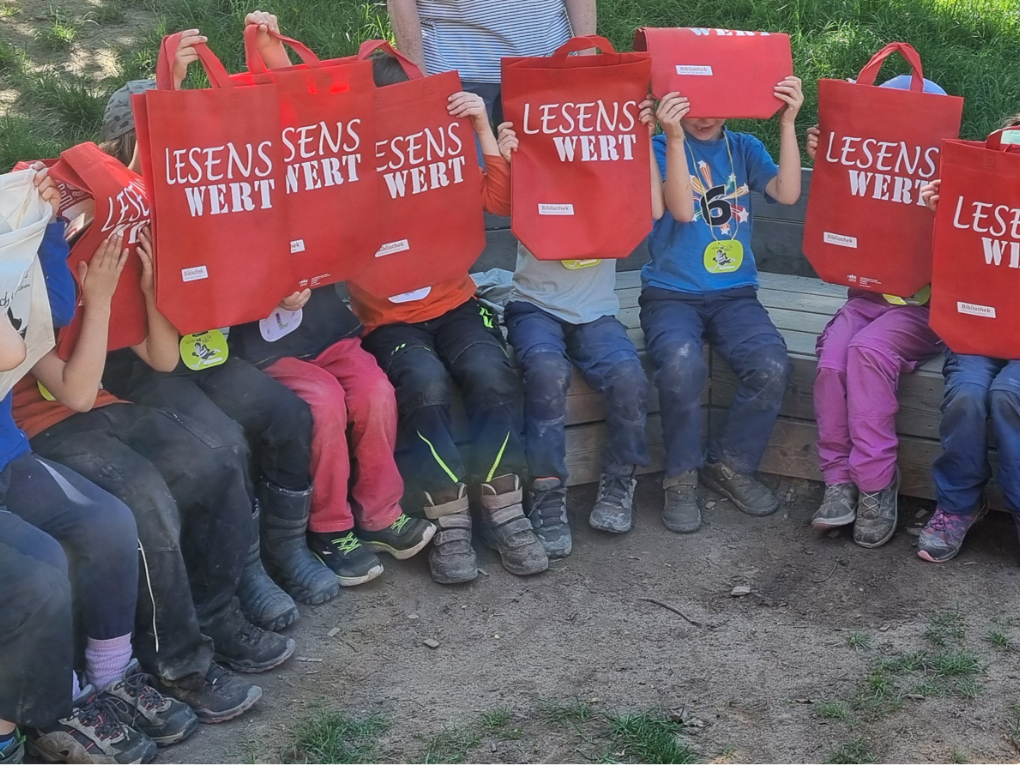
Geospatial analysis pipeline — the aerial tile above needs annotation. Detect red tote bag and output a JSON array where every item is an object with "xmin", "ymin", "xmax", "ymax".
[
  {"xmin": 803, "ymin": 43, "xmax": 964, "ymax": 296},
  {"xmin": 501, "ymin": 36, "xmax": 652, "ymax": 261},
  {"xmin": 347, "ymin": 41, "xmax": 486, "ymax": 298},
  {"xmin": 929, "ymin": 128, "xmax": 1020, "ymax": 358},
  {"xmin": 633, "ymin": 27, "xmax": 792, "ymax": 119},
  {"xmin": 50, "ymin": 143, "xmax": 149, "ymax": 359},
  {"xmin": 241, "ymin": 28, "xmax": 380, "ymax": 289},
  {"xmin": 132, "ymin": 33, "xmax": 292, "ymax": 335}
]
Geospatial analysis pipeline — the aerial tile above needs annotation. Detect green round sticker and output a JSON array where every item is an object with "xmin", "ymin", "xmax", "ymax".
[
  {"xmin": 180, "ymin": 330, "xmax": 229, "ymax": 371},
  {"xmin": 704, "ymin": 240, "xmax": 744, "ymax": 274}
]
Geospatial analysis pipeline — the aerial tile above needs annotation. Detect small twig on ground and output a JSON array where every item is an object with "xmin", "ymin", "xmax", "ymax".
[
  {"xmin": 813, "ymin": 561, "xmax": 839, "ymax": 584},
  {"xmin": 638, "ymin": 597, "xmax": 703, "ymax": 627}
]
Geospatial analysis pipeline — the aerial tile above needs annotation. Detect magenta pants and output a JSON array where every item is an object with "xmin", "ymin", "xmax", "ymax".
[{"xmin": 814, "ymin": 292, "xmax": 942, "ymax": 492}]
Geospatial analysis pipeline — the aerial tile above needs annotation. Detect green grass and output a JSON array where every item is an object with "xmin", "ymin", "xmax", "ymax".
[
  {"xmin": 845, "ymin": 632, "xmax": 872, "ymax": 651},
  {"xmin": 38, "ymin": 12, "xmax": 80, "ymax": 50},
  {"xmin": 538, "ymin": 697, "xmax": 595, "ymax": 726},
  {"xmin": 817, "ymin": 700, "xmax": 852, "ymax": 721},
  {"xmin": 421, "ymin": 725, "xmax": 482, "ymax": 764},
  {"xmin": 986, "ymin": 630, "xmax": 1015, "ymax": 652},
  {"xmin": 924, "ymin": 611, "xmax": 966, "ymax": 647},
  {"xmin": 604, "ymin": 711, "xmax": 697, "ymax": 764},
  {"xmin": 286, "ymin": 711, "xmax": 390, "ymax": 764},
  {"xmin": 825, "ymin": 737, "xmax": 878, "ymax": 764},
  {"xmin": 948, "ymin": 751, "xmax": 969, "ymax": 764},
  {"xmin": 1005, "ymin": 699, "xmax": 1020, "ymax": 753}
]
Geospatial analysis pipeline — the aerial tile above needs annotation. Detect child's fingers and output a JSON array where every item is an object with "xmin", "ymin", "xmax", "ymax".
[
  {"xmin": 497, "ymin": 121, "xmax": 514, "ymax": 131},
  {"xmin": 77, "ymin": 261, "xmax": 88, "ymax": 282}
]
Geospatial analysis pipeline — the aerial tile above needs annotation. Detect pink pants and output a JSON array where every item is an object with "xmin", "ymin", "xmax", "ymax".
[
  {"xmin": 814, "ymin": 293, "xmax": 941, "ymax": 492},
  {"xmin": 264, "ymin": 338, "xmax": 403, "ymax": 533}
]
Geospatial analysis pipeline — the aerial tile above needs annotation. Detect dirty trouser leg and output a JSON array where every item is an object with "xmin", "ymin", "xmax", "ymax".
[{"xmin": 989, "ymin": 361, "xmax": 1020, "ymax": 514}]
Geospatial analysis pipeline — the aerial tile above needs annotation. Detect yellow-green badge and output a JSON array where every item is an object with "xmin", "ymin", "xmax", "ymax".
[
  {"xmin": 704, "ymin": 240, "xmax": 744, "ymax": 274},
  {"xmin": 37, "ymin": 381, "xmax": 56, "ymax": 401},
  {"xmin": 883, "ymin": 284, "xmax": 931, "ymax": 307},
  {"xmin": 180, "ymin": 330, "xmax": 229, "ymax": 371},
  {"xmin": 561, "ymin": 259, "xmax": 602, "ymax": 270}
]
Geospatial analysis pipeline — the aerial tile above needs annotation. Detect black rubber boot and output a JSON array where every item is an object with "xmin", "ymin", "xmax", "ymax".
[
  {"xmin": 259, "ymin": 482, "xmax": 339, "ymax": 605},
  {"xmin": 237, "ymin": 505, "xmax": 300, "ymax": 632}
]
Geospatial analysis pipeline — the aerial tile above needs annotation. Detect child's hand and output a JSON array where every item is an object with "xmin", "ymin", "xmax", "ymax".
[
  {"xmin": 656, "ymin": 92, "xmax": 689, "ymax": 142},
  {"xmin": 496, "ymin": 122, "xmax": 518, "ymax": 164},
  {"xmin": 244, "ymin": 10, "xmax": 288, "ymax": 64},
  {"xmin": 805, "ymin": 125, "xmax": 820, "ymax": 160},
  {"xmin": 172, "ymin": 29, "xmax": 208, "ymax": 89},
  {"xmin": 80, "ymin": 233, "xmax": 129, "ymax": 308},
  {"xmin": 921, "ymin": 179, "xmax": 941, "ymax": 212},
  {"xmin": 31, "ymin": 163, "xmax": 60, "ymax": 221},
  {"xmin": 279, "ymin": 289, "xmax": 311, "ymax": 312},
  {"xmin": 137, "ymin": 226, "xmax": 155, "ymax": 297},
  {"xmin": 448, "ymin": 91, "xmax": 488, "ymax": 131},
  {"xmin": 775, "ymin": 75, "xmax": 804, "ymax": 127},
  {"xmin": 638, "ymin": 97, "xmax": 657, "ymax": 136}
]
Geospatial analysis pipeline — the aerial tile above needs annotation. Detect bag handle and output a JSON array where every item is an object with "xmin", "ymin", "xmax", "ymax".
[
  {"xmin": 986, "ymin": 126, "xmax": 1020, "ymax": 151},
  {"xmin": 244, "ymin": 25, "xmax": 321, "ymax": 74},
  {"xmin": 856, "ymin": 42, "xmax": 924, "ymax": 91},
  {"xmin": 551, "ymin": 34, "xmax": 617, "ymax": 62},
  {"xmin": 357, "ymin": 39, "xmax": 424, "ymax": 79},
  {"xmin": 155, "ymin": 32, "xmax": 232, "ymax": 90}
]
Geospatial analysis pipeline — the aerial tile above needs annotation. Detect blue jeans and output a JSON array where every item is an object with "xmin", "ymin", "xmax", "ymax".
[
  {"xmin": 933, "ymin": 352, "xmax": 1020, "ymax": 515},
  {"xmin": 640, "ymin": 286, "xmax": 792, "ymax": 477},
  {"xmin": 505, "ymin": 301, "xmax": 650, "ymax": 481}
]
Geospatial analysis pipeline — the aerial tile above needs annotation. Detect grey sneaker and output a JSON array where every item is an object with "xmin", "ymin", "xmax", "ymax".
[
  {"xmin": 811, "ymin": 483, "xmax": 859, "ymax": 529},
  {"xmin": 589, "ymin": 464, "xmax": 637, "ymax": 534},
  {"xmin": 527, "ymin": 478, "xmax": 571, "ymax": 558},
  {"xmin": 853, "ymin": 470, "xmax": 900, "ymax": 548},
  {"xmin": 479, "ymin": 475, "xmax": 549, "ymax": 576},
  {"xmin": 700, "ymin": 460, "xmax": 779, "ymax": 516},
  {"xmin": 662, "ymin": 471, "xmax": 701, "ymax": 533},
  {"xmin": 423, "ymin": 485, "xmax": 477, "ymax": 585}
]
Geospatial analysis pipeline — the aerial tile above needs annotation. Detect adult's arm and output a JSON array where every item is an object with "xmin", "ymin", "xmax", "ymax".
[
  {"xmin": 564, "ymin": 0, "xmax": 596, "ymax": 36},
  {"xmin": 387, "ymin": 0, "xmax": 427, "ymax": 73}
]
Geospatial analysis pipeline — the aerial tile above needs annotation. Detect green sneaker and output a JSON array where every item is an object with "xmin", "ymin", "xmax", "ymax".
[
  {"xmin": 359, "ymin": 514, "xmax": 436, "ymax": 560},
  {"xmin": 0, "ymin": 730, "xmax": 24, "ymax": 764},
  {"xmin": 307, "ymin": 531, "xmax": 384, "ymax": 586}
]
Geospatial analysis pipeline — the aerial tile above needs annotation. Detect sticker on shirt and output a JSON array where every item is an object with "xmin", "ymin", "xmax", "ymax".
[
  {"xmin": 883, "ymin": 284, "xmax": 931, "ymax": 307},
  {"xmin": 180, "ymin": 330, "xmax": 229, "ymax": 371},
  {"xmin": 259, "ymin": 308, "xmax": 303, "ymax": 343},
  {"xmin": 37, "ymin": 381, "xmax": 56, "ymax": 401},
  {"xmin": 388, "ymin": 287, "xmax": 432, "ymax": 304},
  {"xmin": 561, "ymin": 259, "xmax": 602, "ymax": 270},
  {"xmin": 704, "ymin": 241, "xmax": 744, "ymax": 274}
]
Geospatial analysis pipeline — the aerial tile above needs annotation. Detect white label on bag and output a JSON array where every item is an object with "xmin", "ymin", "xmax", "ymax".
[
  {"xmin": 958, "ymin": 301, "xmax": 996, "ymax": 318},
  {"xmin": 375, "ymin": 239, "xmax": 410, "ymax": 258},
  {"xmin": 259, "ymin": 307, "xmax": 303, "ymax": 342},
  {"xmin": 824, "ymin": 232, "xmax": 858, "ymax": 248},
  {"xmin": 290, "ymin": 239, "xmax": 306, "ymax": 254},
  {"xmin": 181, "ymin": 266, "xmax": 208, "ymax": 282},
  {"xmin": 539, "ymin": 204, "xmax": 574, "ymax": 216},
  {"xmin": 676, "ymin": 65, "xmax": 714, "ymax": 76}
]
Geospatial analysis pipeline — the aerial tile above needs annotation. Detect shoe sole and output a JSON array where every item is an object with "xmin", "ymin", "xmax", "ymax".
[
  {"xmin": 811, "ymin": 512, "xmax": 856, "ymax": 530},
  {"xmin": 363, "ymin": 524, "xmax": 437, "ymax": 561},
  {"xmin": 151, "ymin": 715, "xmax": 200, "ymax": 747},
  {"xmin": 589, "ymin": 516, "xmax": 632, "ymax": 534},
  {"xmin": 336, "ymin": 563, "xmax": 385, "ymax": 587},
  {"xmin": 478, "ymin": 536, "xmax": 550, "ymax": 575},
  {"xmin": 261, "ymin": 608, "xmax": 299, "ymax": 633},
  {"xmin": 918, "ymin": 549, "xmax": 956, "ymax": 564},
  {"xmin": 431, "ymin": 569, "xmax": 479, "ymax": 585},
  {"xmin": 700, "ymin": 475, "xmax": 778, "ymax": 517},
  {"xmin": 196, "ymin": 685, "xmax": 264, "ymax": 725},
  {"xmin": 662, "ymin": 517, "xmax": 701, "ymax": 534},
  {"xmin": 216, "ymin": 637, "xmax": 296, "ymax": 674}
]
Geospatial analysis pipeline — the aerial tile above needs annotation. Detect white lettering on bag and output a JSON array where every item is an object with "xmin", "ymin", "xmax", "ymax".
[
  {"xmin": 375, "ymin": 123, "xmax": 468, "ymax": 200},
  {"xmin": 950, "ymin": 195, "xmax": 1020, "ymax": 269},
  {"xmin": 181, "ymin": 266, "xmax": 209, "ymax": 282},
  {"xmin": 282, "ymin": 120, "xmax": 363, "ymax": 195},
  {"xmin": 957, "ymin": 301, "xmax": 996, "ymax": 318},
  {"xmin": 375, "ymin": 239, "xmax": 411, "ymax": 257},
  {"xmin": 824, "ymin": 232, "xmax": 858, "ymax": 248},
  {"xmin": 539, "ymin": 204, "xmax": 574, "ymax": 216},
  {"xmin": 99, "ymin": 178, "xmax": 150, "ymax": 243},
  {"xmin": 820, "ymin": 133, "xmax": 939, "ymax": 207},
  {"xmin": 675, "ymin": 65, "xmax": 714, "ymax": 76},
  {"xmin": 165, "ymin": 140, "xmax": 277, "ymax": 218},
  {"xmin": 521, "ymin": 99, "xmax": 641, "ymax": 165}
]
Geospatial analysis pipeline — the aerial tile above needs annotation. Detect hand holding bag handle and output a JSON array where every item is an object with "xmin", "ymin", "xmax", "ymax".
[
  {"xmin": 856, "ymin": 42, "xmax": 924, "ymax": 91},
  {"xmin": 550, "ymin": 34, "xmax": 618, "ymax": 62},
  {"xmin": 244, "ymin": 25, "xmax": 322, "ymax": 74},
  {"xmin": 357, "ymin": 39, "xmax": 424, "ymax": 79},
  {"xmin": 155, "ymin": 31, "xmax": 233, "ymax": 90}
]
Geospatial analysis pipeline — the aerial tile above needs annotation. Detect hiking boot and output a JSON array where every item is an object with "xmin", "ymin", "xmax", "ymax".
[
  {"xmin": 359, "ymin": 513, "xmax": 436, "ymax": 560},
  {"xmin": 101, "ymin": 661, "xmax": 197, "ymax": 747},
  {"xmin": 259, "ymin": 482, "xmax": 339, "ymax": 605},
  {"xmin": 479, "ymin": 475, "xmax": 549, "ymax": 577},
  {"xmin": 662, "ymin": 471, "xmax": 701, "ymax": 533},
  {"xmin": 918, "ymin": 502, "xmax": 989, "ymax": 563},
  {"xmin": 527, "ymin": 478, "xmax": 571, "ymax": 558},
  {"xmin": 205, "ymin": 602, "xmax": 296, "ymax": 674},
  {"xmin": 307, "ymin": 531, "xmax": 384, "ymax": 586},
  {"xmin": 700, "ymin": 460, "xmax": 779, "ymax": 516},
  {"xmin": 424, "ymin": 484, "xmax": 477, "ymax": 584},
  {"xmin": 27, "ymin": 686, "xmax": 157, "ymax": 764},
  {"xmin": 853, "ymin": 471, "xmax": 900, "ymax": 548},
  {"xmin": 237, "ymin": 506, "xmax": 299, "ymax": 632},
  {"xmin": 589, "ymin": 464, "xmax": 637, "ymax": 534},
  {"xmin": 812, "ymin": 483, "xmax": 859, "ymax": 530},
  {"xmin": 154, "ymin": 663, "xmax": 261, "ymax": 725},
  {"xmin": 0, "ymin": 730, "xmax": 25, "ymax": 764}
]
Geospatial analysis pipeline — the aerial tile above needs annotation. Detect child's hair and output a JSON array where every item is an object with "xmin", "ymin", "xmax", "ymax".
[
  {"xmin": 370, "ymin": 51, "xmax": 411, "ymax": 87},
  {"xmin": 1004, "ymin": 113, "xmax": 1020, "ymax": 128},
  {"xmin": 98, "ymin": 132, "xmax": 136, "ymax": 166}
]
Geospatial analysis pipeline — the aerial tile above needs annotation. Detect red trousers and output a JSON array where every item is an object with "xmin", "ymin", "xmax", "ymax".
[{"xmin": 263, "ymin": 338, "xmax": 403, "ymax": 533}]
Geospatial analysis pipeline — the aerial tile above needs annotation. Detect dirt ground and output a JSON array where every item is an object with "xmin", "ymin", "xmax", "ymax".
[{"xmin": 155, "ymin": 475, "xmax": 1020, "ymax": 764}]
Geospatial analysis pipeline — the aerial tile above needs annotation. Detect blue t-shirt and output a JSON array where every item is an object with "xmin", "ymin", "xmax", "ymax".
[{"xmin": 643, "ymin": 130, "xmax": 779, "ymax": 294}]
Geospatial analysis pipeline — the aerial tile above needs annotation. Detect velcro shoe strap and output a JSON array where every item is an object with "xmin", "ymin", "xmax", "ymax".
[
  {"xmin": 481, "ymin": 488, "xmax": 523, "ymax": 511},
  {"xmin": 435, "ymin": 527, "xmax": 472, "ymax": 545},
  {"xmin": 435, "ymin": 512, "xmax": 471, "ymax": 530},
  {"xmin": 425, "ymin": 495, "xmax": 470, "ymax": 519},
  {"xmin": 487, "ymin": 503, "xmax": 526, "ymax": 527}
]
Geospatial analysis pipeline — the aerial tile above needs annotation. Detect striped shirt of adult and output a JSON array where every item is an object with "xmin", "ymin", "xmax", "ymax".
[{"xmin": 417, "ymin": 0, "xmax": 573, "ymax": 83}]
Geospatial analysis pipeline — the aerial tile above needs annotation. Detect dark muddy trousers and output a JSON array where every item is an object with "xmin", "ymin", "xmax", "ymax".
[
  {"xmin": 640, "ymin": 286, "xmax": 792, "ymax": 477},
  {"xmin": 31, "ymin": 403, "xmax": 255, "ymax": 683},
  {"xmin": 504, "ymin": 301, "xmax": 650, "ymax": 481},
  {"xmin": 361, "ymin": 298, "xmax": 526, "ymax": 491}
]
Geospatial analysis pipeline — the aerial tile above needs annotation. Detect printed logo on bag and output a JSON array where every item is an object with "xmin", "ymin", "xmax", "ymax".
[
  {"xmin": 824, "ymin": 232, "xmax": 858, "ymax": 248},
  {"xmin": 539, "ymin": 204, "xmax": 575, "ymax": 216},
  {"xmin": 951, "ymin": 194, "xmax": 1020, "ymax": 269},
  {"xmin": 98, "ymin": 178, "xmax": 150, "ymax": 243},
  {"xmin": 818, "ymin": 133, "xmax": 939, "ymax": 208},
  {"xmin": 290, "ymin": 239, "xmax": 306, "ymax": 254},
  {"xmin": 164, "ymin": 141, "xmax": 278, "ymax": 217},
  {"xmin": 180, "ymin": 330, "xmax": 229, "ymax": 370},
  {"xmin": 523, "ymin": 99, "xmax": 641, "ymax": 163},
  {"xmin": 675, "ymin": 65, "xmax": 714, "ymax": 76},
  {"xmin": 181, "ymin": 266, "xmax": 209, "ymax": 282},
  {"xmin": 375, "ymin": 239, "xmax": 410, "ymax": 257},
  {"xmin": 283, "ymin": 120, "xmax": 363, "ymax": 195},
  {"xmin": 375, "ymin": 123, "xmax": 468, "ymax": 199},
  {"xmin": 957, "ymin": 301, "xmax": 996, "ymax": 318}
]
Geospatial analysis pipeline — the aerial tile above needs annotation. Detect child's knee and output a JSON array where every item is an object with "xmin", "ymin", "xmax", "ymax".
[
  {"xmin": 605, "ymin": 358, "xmax": 650, "ymax": 416},
  {"xmin": 990, "ymin": 388, "xmax": 1020, "ymax": 429},
  {"xmin": 944, "ymin": 381, "xmax": 991, "ymax": 422},
  {"xmin": 524, "ymin": 352, "xmax": 572, "ymax": 404},
  {"xmin": 654, "ymin": 343, "xmax": 707, "ymax": 399}
]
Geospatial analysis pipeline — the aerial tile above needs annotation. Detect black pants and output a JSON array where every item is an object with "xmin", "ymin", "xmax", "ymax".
[
  {"xmin": 31, "ymin": 404, "xmax": 254, "ymax": 684},
  {"xmin": 103, "ymin": 355, "xmax": 314, "ymax": 492},
  {"xmin": 362, "ymin": 298, "xmax": 525, "ymax": 492},
  {"xmin": 0, "ymin": 511, "xmax": 72, "ymax": 727}
]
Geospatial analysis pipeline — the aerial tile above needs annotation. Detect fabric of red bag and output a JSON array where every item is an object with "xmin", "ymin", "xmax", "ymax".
[
  {"xmin": 49, "ymin": 143, "xmax": 149, "ymax": 360},
  {"xmin": 501, "ymin": 35, "xmax": 652, "ymax": 261},
  {"xmin": 929, "ymin": 130, "xmax": 1020, "ymax": 358},
  {"xmin": 633, "ymin": 27, "xmax": 791, "ymax": 119},
  {"xmin": 131, "ymin": 32, "xmax": 292, "ymax": 335},
  {"xmin": 346, "ymin": 41, "xmax": 486, "ymax": 298},
  {"xmin": 803, "ymin": 43, "xmax": 964, "ymax": 297}
]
